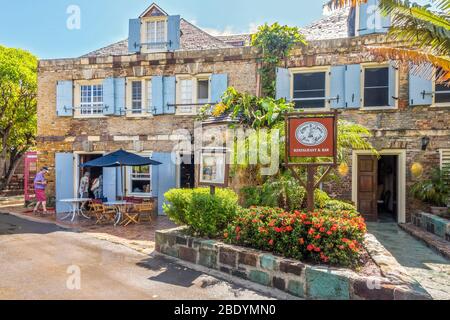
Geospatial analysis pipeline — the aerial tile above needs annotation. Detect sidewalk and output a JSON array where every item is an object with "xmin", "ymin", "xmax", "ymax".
[
  {"xmin": 367, "ymin": 222, "xmax": 450, "ymax": 300},
  {"xmin": 0, "ymin": 199, "xmax": 176, "ymax": 255}
]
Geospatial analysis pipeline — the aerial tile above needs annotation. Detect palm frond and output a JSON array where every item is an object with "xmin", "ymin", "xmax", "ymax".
[{"xmin": 367, "ymin": 46, "xmax": 450, "ymax": 82}]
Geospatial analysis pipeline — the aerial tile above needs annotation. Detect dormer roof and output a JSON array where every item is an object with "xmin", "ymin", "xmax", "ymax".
[{"xmin": 139, "ymin": 3, "xmax": 168, "ymax": 18}]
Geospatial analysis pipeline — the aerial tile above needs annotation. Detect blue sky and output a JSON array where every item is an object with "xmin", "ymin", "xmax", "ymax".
[{"xmin": 0, "ymin": 0, "xmax": 326, "ymax": 59}]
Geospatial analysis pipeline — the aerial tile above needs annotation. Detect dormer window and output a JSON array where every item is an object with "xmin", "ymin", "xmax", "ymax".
[
  {"xmin": 145, "ymin": 19, "xmax": 167, "ymax": 51},
  {"xmin": 128, "ymin": 4, "xmax": 180, "ymax": 54}
]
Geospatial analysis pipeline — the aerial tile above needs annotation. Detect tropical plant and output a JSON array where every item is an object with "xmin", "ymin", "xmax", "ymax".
[
  {"xmin": 198, "ymin": 87, "xmax": 294, "ymax": 129},
  {"xmin": 0, "ymin": 46, "xmax": 37, "ymax": 191},
  {"xmin": 329, "ymin": 0, "xmax": 450, "ymax": 81},
  {"xmin": 252, "ymin": 23, "xmax": 306, "ymax": 97},
  {"xmin": 411, "ymin": 167, "xmax": 450, "ymax": 207}
]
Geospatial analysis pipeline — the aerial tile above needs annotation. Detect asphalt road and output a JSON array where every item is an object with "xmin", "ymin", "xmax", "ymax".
[{"xmin": 0, "ymin": 213, "xmax": 275, "ymax": 300}]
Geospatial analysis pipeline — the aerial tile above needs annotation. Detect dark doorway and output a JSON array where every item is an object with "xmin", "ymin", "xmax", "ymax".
[
  {"xmin": 79, "ymin": 154, "xmax": 103, "ymax": 199},
  {"xmin": 179, "ymin": 154, "xmax": 195, "ymax": 189},
  {"xmin": 377, "ymin": 156, "xmax": 398, "ymax": 223}
]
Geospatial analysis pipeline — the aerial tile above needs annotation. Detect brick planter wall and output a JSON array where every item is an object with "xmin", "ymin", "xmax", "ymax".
[
  {"xmin": 412, "ymin": 212, "xmax": 450, "ymax": 241},
  {"xmin": 156, "ymin": 227, "xmax": 432, "ymax": 300}
]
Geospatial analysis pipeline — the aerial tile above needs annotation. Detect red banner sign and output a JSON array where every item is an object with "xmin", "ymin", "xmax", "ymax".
[{"xmin": 288, "ymin": 116, "xmax": 336, "ymax": 158}]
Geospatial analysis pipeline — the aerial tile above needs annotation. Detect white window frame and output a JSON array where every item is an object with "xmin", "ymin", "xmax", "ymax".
[
  {"xmin": 126, "ymin": 152, "xmax": 153, "ymax": 197},
  {"xmin": 176, "ymin": 74, "xmax": 212, "ymax": 115},
  {"xmin": 289, "ymin": 66, "xmax": 331, "ymax": 112},
  {"xmin": 125, "ymin": 77, "xmax": 152, "ymax": 118},
  {"xmin": 432, "ymin": 68, "xmax": 450, "ymax": 108},
  {"xmin": 360, "ymin": 62, "xmax": 398, "ymax": 110},
  {"xmin": 74, "ymin": 80, "xmax": 106, "ymax": 119},
  {"xmin": 141, "ymin": 16, "xmax": 168, "ymax": 53}
]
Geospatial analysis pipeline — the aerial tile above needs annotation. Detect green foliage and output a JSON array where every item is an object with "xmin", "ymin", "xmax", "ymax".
[
  {"xmin": 0, "ymin": 46, "xmax": 37, "ymax": 190},
  {"xmin": 252, "ymin": 23, "xmax": 306, "ymax": 97},
  {"xmin": 411, "ymin": 167, "xmax": 450, "ymax": 207},
  {"xmin": 198, "ymin": 87, "xmax": 294, "ymax": 129},
  {"xmin": 224, "ymin": 207, "xmax": 367, "ymax": 268},
  {"xmin": 164, "ymin": 188, "xmax": 240, "ymax": 238}
]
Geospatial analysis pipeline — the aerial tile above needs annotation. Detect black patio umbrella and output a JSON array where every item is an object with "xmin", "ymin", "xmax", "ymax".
[{"xmin": 81, "ymin": 149, "xmax": 162, "ymax": 200}]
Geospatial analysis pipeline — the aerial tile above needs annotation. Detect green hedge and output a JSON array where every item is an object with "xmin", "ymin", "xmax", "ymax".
[{"xmin": 163, "ymin": 188, "xmax": 239, "ymax": 238}]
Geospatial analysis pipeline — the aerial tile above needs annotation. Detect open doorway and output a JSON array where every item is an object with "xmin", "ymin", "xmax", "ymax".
[
  {"xmin": 354, "ymin": 151, "xmax": 405, "ymax": 223},
  {"xmin": 178, "ymin": 153, "xmax": 195, "ymax": 189},
  {"xmin": 377, "ymin": 156, "xmax": 398, "ymax": 223},
  {"xmin": 77, "ymin": 153, "xmax": 103, "ymax": 199}
]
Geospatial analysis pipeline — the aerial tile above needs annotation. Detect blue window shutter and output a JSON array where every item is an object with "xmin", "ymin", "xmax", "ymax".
[
  {"xmin": 345, "ymin": 64, "xmax": 361, "ymax": 109},
  {"xmin": 167, "ymin": 15, "xmax": 181, "ymax": 51},
  {"xmin": 114, "ymin": 78, "xmax": 126, "ymax": 115},
  {"xmin": 409, "ymin": 64, "xmax": 433, "ymax": 106},
  {"xmin": 56, "ymin": 80, "xmax": 73, "ymax": 116},
  {"xmin": 103, "ymin": 167, "xmax": 117, "ymax": 202},
  {"xmin": 358, "ymin": 0, "xmax": 371, "ymax": 35},
  {"xmin": 152, "ymin": 76, "xmax": 164, "ymax": 115},
  {"xmin": 102, "ymin": 78, "xmax": 115, "ymax": 115},
  {"xmin": 276, "ymin": 67, "xmax": 291, "ymax": 101},
  {"xmin": 128, "ymin": 19, "xmax": 141, "ymax": 53},
  {"xmin": 388, "ymin": 62, "xmax": 398, "ymax": 107},
  {"xmin": 152, "ymin": 153, "xmax": 176, "ymax": 215},
  {"xmin": 210, "ymin": 73, "xmax": 228, "ymax": 103},
  {"xmin": 330, "ymin": 66, "xmax": 346, "ymax": 109},
  {"xmin": 116, "ymin": 167, "xmax": 123, "ymax": 198},
  {"xmin": 55, "ymin": 153, "xmax": 74, "ymax": 214},
  {"xmin": 164, "ymin": 76, "xmax": 176, "ymax": 114}
]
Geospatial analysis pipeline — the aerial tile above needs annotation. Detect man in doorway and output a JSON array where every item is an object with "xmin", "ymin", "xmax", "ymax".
[
  {"xmin": 33, "ymin": 167, "xmax": 50, "ymax": 215},
  {"xmin": 79, "ymin": 172, "xmax": 90, "ymax": 199}
]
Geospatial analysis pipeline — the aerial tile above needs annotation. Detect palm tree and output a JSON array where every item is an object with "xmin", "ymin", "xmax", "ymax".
[{"xmin": 329, "ymin": 0, "xmax": 450, "ymax": 82}]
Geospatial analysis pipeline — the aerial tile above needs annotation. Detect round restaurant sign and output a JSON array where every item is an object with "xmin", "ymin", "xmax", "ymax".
[{"xmin": 295, "ymin": 121, "xmax": 328, "ymax": 147}]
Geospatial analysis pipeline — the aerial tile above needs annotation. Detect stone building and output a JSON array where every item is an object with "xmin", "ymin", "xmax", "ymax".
[{"xmin": 37, "ymin": 2, "xmax": 450, "ymax": 221}]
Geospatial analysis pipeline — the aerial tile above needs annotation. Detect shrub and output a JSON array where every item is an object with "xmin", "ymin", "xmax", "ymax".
[
  {"xmin": 164, "ymin": 188, "xmax": 239, "ymax": 238},
  {"xmin": 224, "ymin": 207, "xmax": 366, "ymax": 268}
]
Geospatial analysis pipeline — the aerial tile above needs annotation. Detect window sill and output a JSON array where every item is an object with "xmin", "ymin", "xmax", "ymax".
[
  {"xmin": 127, "ymin": 193, "xmax": 154, "ymax": 198},
  {"xmin": 360, "ymin": 106, "xmax": 397, "ymax": 111},
  {"xmin": 431, "ymin": 103, "xmax": 450, "ymax": 108},
  {"xmin": 125, "ymin": 113, "xmax": 154, "ymax": 119},
  {"xmin": 74, "ymin": 114, "xmax": 107, "ymax": 119}
]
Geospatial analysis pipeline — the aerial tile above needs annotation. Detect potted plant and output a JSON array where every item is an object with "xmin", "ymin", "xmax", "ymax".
[{"xmin": 411, "ymin": 167, "xmax": 450, "ymax": 217}]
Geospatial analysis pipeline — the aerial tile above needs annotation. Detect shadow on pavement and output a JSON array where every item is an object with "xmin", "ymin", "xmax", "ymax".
[{"xmin": 0, "ymin": 212, "xmax": 68, "ymax": 236}]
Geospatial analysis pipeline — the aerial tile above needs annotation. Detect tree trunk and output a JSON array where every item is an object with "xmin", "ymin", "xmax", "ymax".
[{"xmin": 0, "ymin": 153, "xmax": 24, "ymax": 192}]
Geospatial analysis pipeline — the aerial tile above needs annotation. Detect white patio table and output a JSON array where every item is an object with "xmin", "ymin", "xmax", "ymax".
[
  {"xmin": 59, "ymin": 198, "xmax": 92, "ymax": 222},
  {"xmin": 103, "ymin": 201, "xmax": 132, "ymax": 226}
]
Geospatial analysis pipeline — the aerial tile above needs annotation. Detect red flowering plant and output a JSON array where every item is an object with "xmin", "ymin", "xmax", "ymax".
[{"xmin": 224, "ymin": 206, "xmax": 367, "ymax": 268}]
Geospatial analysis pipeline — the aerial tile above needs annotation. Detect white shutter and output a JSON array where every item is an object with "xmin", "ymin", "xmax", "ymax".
[{"xmin": 440, "ymin": 149, "xmax": 450, "ymax": 189}]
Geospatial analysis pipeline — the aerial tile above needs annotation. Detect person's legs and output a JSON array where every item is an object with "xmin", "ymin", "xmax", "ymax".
[
  {"xmin": 42, "ymin": 201, "xmax": 48, "ymax": 214},
  {"xmin": 33, "ymin": 201, "xmax": 41, "ymax": 214}
]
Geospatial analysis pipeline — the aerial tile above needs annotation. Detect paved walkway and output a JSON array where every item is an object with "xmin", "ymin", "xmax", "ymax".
[
  {"xmin": 367, "ymin": 222, "xmax": 450, "ymax": 300},
  {"xmin": 0, "ymin": 213, "xmax": 279, "ymax": 300}
]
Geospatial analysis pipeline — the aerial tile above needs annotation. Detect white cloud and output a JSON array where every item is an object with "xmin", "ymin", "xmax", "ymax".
[{"xmin": 200, "ymin": 22, "xmax": 261, "ymax": 36}]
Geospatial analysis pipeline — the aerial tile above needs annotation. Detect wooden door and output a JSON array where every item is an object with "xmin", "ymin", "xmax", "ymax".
[{"xmin": 357, "ymin": 156, "xmax": 378, "ymax": 222}]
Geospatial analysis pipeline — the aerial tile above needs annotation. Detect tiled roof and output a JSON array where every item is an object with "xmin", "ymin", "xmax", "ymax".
[
  {"xmin": 301, "ymin": 7, "xmax": 350, "ymax": 41},
  {"xmin": 82, "ymin": 19, "xmax": 232, "ymax": 57},
  {"xmin": 216, "ymin": 34, "xmax": 252, "ymax": 47},
  {"xmin": 82, "ymin": 9, "xmax": 351, "ymax": 58}
]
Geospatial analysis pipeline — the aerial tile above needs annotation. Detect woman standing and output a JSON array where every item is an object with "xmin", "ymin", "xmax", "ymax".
[{"xmin": 33, "ymin": 167, "xmax": 50, "ymax": 215}]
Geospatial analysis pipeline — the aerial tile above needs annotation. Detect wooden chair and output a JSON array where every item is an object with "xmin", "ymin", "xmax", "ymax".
[
  {"xmin": 134, "ymin": 200, "xmax": 155, "ymax": 223},
  {"xmin": 89, "ymin": 202, "xmax": 116, "ymax": 225}
]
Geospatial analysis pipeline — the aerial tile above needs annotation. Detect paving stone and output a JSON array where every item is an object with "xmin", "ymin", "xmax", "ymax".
[
  {"xmin": 288, "ymin": 280, "xmax": 305, "ymax": 298},
  {"xmin": 179, "ymin": 246, "xmax": 197, "ymax": 264},
  {"xmin": 232, "ymin": 270, "xmax": 248, "ymax": 280},
  {"xmin": 352, "ymin": 279, "xmax": 395, "ymax": 300},
  {"xmin": 260, "ymin": 255, "xmax": 278, "ymax": 271},
  {"xmin": 219, "ymin": 247, "xmax": 237, "ymax": 267},
  {"xmin": 279, "ymin": 260, "xmax": 305, "ymax": 276},
  {"xmin": 249, "ymin": 270, "xmax": 270, "ymax": 286},
  {"xmin": 306, "ymin": 267, "xmax": 350, "ymax": 300},
  {"xmin": 272, "ymin": 277, "xmax": 286, "ymax": 291},
  {"xmin": 199, "ymin": 248, "xmax": 217, "ymax": 269},
  {"xmin": 238, "ymin": 251, "xmax": 257, "ymax": 267}
]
